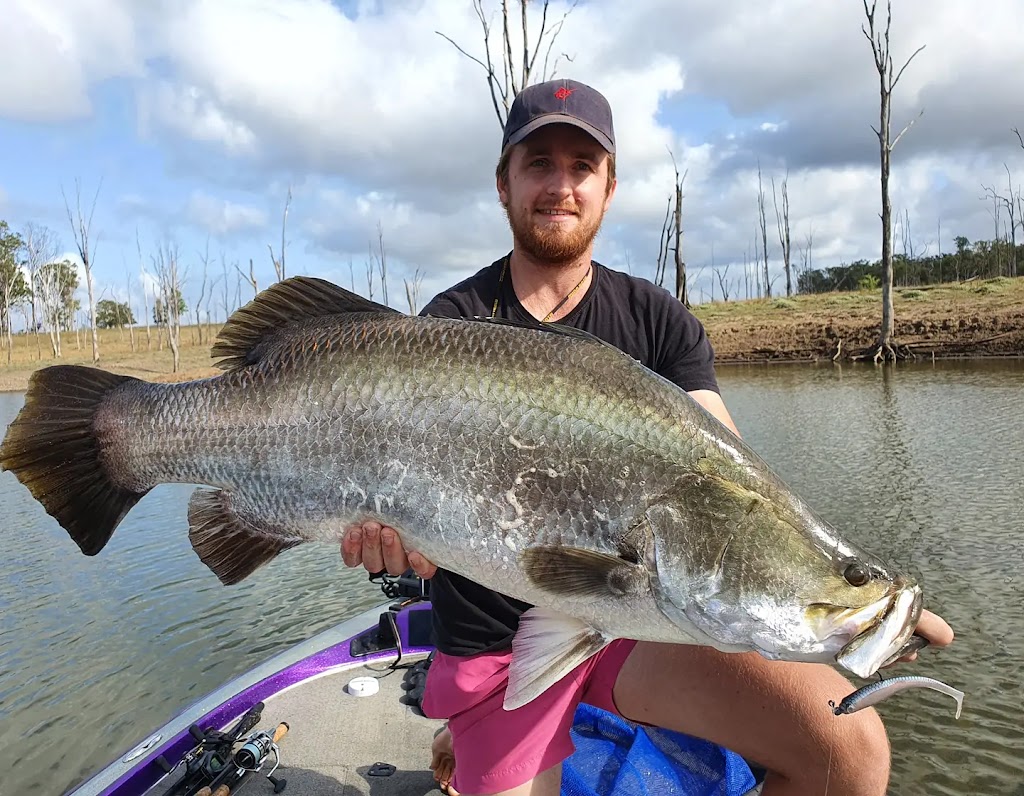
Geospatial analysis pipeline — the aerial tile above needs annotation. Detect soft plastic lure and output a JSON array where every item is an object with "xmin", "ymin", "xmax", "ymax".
[{"xmin": 830, "ymin": 675, "xmax": 965, "ymax": 719}]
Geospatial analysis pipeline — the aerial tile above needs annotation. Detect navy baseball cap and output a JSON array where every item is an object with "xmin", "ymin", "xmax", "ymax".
[{"xmin": 501, "ymin": 78, "xmax": 615, "ymax": 154}]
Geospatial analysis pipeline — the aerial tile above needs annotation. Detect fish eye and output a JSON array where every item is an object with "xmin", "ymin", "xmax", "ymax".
[{"xmin": 843, "ymin": 562, "xmax": 871, "ymax": 587}]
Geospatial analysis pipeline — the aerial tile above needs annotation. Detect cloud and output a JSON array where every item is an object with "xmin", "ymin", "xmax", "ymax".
[
  {"xmin": 185, "ymin": 191, "xmax": 268, "ymax": 236},
  {"xmin": 2, "ymin": 0, "xmax": 1023, "ymax": 310},
  {"xmin": 0, "ymin": 0, "xmax": 141, "ymax": 121}
]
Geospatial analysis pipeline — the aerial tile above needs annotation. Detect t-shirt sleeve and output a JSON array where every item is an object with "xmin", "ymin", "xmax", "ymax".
[
  {"xmin": 653, "ymin": 298, "xmax": 720, "ymax": 394},
  {"xmin": 419, "ymin": 293, "xmax": 465, "ymax": 319}
]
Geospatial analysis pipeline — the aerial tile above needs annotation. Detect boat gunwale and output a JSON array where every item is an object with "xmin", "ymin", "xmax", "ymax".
[{"xmin": 69, "ymin": 600, "xmax": 431, "ymax": 796}]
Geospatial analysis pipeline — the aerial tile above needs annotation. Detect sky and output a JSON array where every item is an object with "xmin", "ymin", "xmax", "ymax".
[{"xmin": 2, "ymin": 0, "xmax": 1023, "ymax": 321}]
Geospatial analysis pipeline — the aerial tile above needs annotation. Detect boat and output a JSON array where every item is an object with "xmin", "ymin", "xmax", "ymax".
[{"xmin": 66, "ymin": 572, "xmax": 765, "ymax": 796}]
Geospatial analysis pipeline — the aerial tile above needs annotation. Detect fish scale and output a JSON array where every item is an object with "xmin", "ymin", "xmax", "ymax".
[{"xmin": 0, "ymin": 275, "xmax": 928, "ymax": 710}]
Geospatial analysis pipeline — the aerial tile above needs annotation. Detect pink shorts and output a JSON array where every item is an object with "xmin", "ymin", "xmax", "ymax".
[{"xmin": 420, "ymin": 639, "xmax": 637, "ymax": 794}]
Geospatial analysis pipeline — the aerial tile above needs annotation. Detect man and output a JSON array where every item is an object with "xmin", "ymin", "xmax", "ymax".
[{"xmin": 342, "ymin": 78, "xmax": 954, "ymax": 796}]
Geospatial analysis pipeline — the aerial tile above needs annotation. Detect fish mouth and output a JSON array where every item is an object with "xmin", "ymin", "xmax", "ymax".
[{"xmin": 835, "ymin": 580, "xmax": 923, "ymax": 678}]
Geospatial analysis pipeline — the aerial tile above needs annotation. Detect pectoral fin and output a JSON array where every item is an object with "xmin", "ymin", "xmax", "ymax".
[
  {"xmin": 187, "ymin": 489, "xmax": 302, "ymax": 585},
  {"xmin": 520, "ymin": 545, "xmax": 649, "ymax": 598},
  {"xmin": 505, "ymin": 607, "xmax": 613, "ymax": 711}
]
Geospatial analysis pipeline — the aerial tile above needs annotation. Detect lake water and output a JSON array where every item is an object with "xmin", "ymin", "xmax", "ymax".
[{"xmin": 1, "ymin": 359, "xmax": 1021, "ymax": 795}]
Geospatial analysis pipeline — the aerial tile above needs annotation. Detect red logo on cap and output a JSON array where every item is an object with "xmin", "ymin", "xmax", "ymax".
[{"xmin": 554, "ymin": 86, "xmax": 574, "ymax": 100}]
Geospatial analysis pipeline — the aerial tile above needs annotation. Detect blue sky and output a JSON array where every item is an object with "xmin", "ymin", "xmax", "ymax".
[{"xmin": 2, "ymin": 0, "xmax": 1022, "ymax": 321}]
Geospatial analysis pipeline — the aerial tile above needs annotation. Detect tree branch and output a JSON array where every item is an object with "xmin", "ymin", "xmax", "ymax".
[{"xmin": 890, "ymin": 108, "xmax": 924, "ymax": 150}]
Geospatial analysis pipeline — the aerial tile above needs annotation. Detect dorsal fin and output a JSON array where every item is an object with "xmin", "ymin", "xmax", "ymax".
[{"xmin": 211, "ymin": 276, "xmax": 400, "ymax": 372}]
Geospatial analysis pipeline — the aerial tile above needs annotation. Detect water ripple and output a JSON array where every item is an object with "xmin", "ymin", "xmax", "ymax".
[{"xmin": 2, "ymin": 362, "xmax": 1023, "ymax": 795}]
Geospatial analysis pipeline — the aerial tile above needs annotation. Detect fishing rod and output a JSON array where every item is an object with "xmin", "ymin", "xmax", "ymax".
[{"xmin": 159, "ymin": 701, "xmax": 290, "ymax": 796}]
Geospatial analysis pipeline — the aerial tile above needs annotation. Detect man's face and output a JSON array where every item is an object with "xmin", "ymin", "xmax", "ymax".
[{"xmin": 498, "ymin": 124, "xmax": 617, "ymax": 265}]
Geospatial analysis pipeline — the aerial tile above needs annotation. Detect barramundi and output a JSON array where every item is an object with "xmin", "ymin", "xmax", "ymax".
[{"xmin": 0, "ymin": 276, "xmax": 925, "ymax": 709}]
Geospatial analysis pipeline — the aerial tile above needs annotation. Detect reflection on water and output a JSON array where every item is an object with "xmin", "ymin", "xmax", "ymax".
[{"xmin": 1, "ymin": 358, "xmax": 1022, "ymax": 795}]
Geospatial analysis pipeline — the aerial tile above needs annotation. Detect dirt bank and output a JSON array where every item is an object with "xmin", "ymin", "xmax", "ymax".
[{"xmin": 693, "ymin": 277, "xmax": 1024, "ymax": 363}]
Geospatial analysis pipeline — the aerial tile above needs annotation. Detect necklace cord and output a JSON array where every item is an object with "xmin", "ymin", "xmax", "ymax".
[{"xmin": 490, "ymin": 256, "xmax": 591, "ymax": 322}]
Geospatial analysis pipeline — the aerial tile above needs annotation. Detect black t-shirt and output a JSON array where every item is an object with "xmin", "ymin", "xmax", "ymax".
[{"xmin": 419, "ymin": 255, "xmax": 720, "ymax": 656}]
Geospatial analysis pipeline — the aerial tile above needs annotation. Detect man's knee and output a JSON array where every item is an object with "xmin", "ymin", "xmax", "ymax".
[{"xmin": 824, "ymin": 708, "xmax": 891, "ymax": 796}]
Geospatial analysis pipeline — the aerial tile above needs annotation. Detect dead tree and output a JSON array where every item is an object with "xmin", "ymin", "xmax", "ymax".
[
  {"xmin": 62, "ymin": 178, "xmax": 102, "ymax": 363},
  {"xmin": 714, "ymin": 262, "xmax": 732, "ymax": 302},
  {"xmin": 21, "ymin": 222, "xmax": 59, "ymax": 360},
  {"xmin": 137, "ymin": 229, "xmax": 152, "ymax": 351},
  {"xmin": 862, "ymin": 0, "xmax": 925, "ymax": 363},
  {"xmin": 405, "ymin": 268, "xmax": 425, "ymax": 314},
  {"xmin": 154, "ymin": 243, "xmax": 184, "ymax": 372},
  {"xmin": 125, "ymin": 269, "xmax": 136, "ymax": 352},
  {"xmin": 236, "ymin": 258, "xmax": 258, "ymax": 298},
  {"xmin": 772, "ymin": 174, "xmax": 792, "ymax": 296},
  {"xmin": 220, "ymin": 253, "xmax": 232, "ymax": 322},
  {"xmin": 654, "ymin": 196, "xmax": 672, "ymax": 288},
  {"xmin": 437, "ymin": 0, "xmax": 579, "ymax": 130},
  {"xmin": 980, "ymin": 187, "xmax": 1003, "ymax": 276},
  {"xmin": 376, "ymin": 222, "xmax": 389, "ymax": 307},
  {"xmin": 981, "ymin": 165, "xmax": 1019, "ymax": 278},
  {"xmin": 669, "ymin": 156, "xmax": 688, "ymax": 307},
  {"xmin": 757, "ymin": 162, "xmax": 771, "ymax": 298},
  {"xmin": 195, "ymin": 239, "xmax": 210, "ymax": 344},
  {"xmin": 268, "ymin": 185, "xmax": 291, "ymax": 282}
]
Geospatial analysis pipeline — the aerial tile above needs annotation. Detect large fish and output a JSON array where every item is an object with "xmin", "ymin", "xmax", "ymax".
[{"xmin": 0, "ymin": 276, "xmax": 923, "ymax": 709}]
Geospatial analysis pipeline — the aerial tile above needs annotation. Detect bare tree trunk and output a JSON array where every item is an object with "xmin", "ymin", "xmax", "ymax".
[
  {"xmin": 772, "ymin": 174, "xmax": 792, "ymax": 296},
  {"xmin": 715, "ymin": 261, "xmax": 732, "ymax": 302},
  {"xmin": 268, "ymin": 186, "xmax": 291, "ymax": 282},
  {"xmin": 196, "ymin": 239, "xmax": 210, "ymax": 345},
  {"xmin": 62, "ymin": 179, "xmax": 102, "ymax": 363},
  {"xmin": 237, "ymin": 258, "xmax": 258, "ymax": 297},
  {"xmin": 137, "ymin": 229, "xmax": 152, "ymax": 351},
  {"xmin": 22, "ymin": 223, "xmax": 58, "ymax": 360},
  {"xmin": 155, "ymin": 243, "xmax": 182, "ymax": 372},
  {"xmin": 654, "ymin": 196, "xmax": 671, "ymax": 288},
  {"xmin": 671, "ymin": 161, "xmax": 688, "ymax": 307},
  {"xmin": 376, "ymin": 222, "xmax": 389, "ymax": 307},
  {"xmin": 405, "ymin": 268, "xmax": 424, "ymax": 314},
  {"xmin": 437, "ymin": 0, "xmax": 578, "ymax": 130},
  {"xmin": 125, "ymin": 270, "xmax": 136, "ymax": 352},
  {"xmin": 220, "ymin": 254, "xmax": 231, "ymax": 322},
  {"xmin": 862, "ymin": 0, "xmax": 925, "ymax": 363},
  {"xmin": 757, "ymin": 162, "xmax": 771, "ymax": 299}
]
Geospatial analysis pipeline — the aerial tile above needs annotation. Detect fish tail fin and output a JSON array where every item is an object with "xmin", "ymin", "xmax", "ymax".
[{"xmin": 0, "ymin": 365, "xmax": 150, "ymax": 555}]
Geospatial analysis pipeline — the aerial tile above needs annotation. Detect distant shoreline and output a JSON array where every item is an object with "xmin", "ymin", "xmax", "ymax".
[{"xmin": 2, "ymin": 277, "xmax": 1021, "ymax": 394}]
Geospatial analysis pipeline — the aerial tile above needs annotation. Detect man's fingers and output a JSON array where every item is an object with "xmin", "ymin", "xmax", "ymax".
[
  {"xmin": 381, "ymin": 527, "xmax": 411, "ymax": 575},
  {"xmin": 916, "ymin": 609, "xmax": 954, "ymax": 647},
  {"xmin": 408, "ymin": 551, "xmax": 438, "ymax": 580},
  {"xmin": 361, "ymin": 521, "xmax": 386, "ymax": 574},
  {"xmin": 341, "ymin": 526, "xmax": 363, "ymax": 568}
]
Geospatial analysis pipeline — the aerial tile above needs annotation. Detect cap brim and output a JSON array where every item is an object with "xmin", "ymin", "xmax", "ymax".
[{"xmin": 504, "ymin": 113, "xmax": 615, "ymax": 154}]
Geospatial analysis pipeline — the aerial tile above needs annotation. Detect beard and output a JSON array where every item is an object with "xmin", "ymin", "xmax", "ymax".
[{"xmin": 503, "ymin": 201, "xmax": 605, "ymax": 265}]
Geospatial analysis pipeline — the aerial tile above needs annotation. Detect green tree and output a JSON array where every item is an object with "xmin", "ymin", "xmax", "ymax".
[
  {"xmin": 153, "ymin": 289, "xmax": 187, "ymax": 324},
  {"xmin": 1, "ymin": 221, "xmax": 30, "ymax": 362},
  {"xmin": 96, "ymin": 299, "xmax": 136, "ymax": 329},
  {"xmin": 36, "ymin": 259, "xmax": 80, "ymax": 356}
]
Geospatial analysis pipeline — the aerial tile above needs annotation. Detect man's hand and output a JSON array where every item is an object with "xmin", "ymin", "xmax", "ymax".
[
  {"xmin": 340, "ymin": 520, "xmax": 437, "ymax": 579},
  {"xmin": 890, "ymin": 608, "xmax": 955, "ymax": 664}
]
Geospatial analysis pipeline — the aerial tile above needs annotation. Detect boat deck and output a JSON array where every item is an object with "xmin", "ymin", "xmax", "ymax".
[{"xmin": 254, "ymin": 652, "xmax": 445, "ymax": 795}]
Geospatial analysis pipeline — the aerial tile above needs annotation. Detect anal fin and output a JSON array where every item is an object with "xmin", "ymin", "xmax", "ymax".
[
  {"xmin": 187, "ymin": 489, "xmax": 302, "ymax": 585},
  {"xmin": 505, "ymin": 607, "xmax": 613, "ymax": 711}
]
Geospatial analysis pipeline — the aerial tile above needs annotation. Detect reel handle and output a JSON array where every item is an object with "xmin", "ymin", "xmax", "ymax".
[{"xmin": 272, "ymin": 722, "xmax": 290, "ymax": 743}]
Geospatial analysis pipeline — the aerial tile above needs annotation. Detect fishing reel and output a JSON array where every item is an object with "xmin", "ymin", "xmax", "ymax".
[
  {"xmin": 233, "ymin": 721, "xmax": 290, "ymax": 792},
  {"xmin": 160, "ymin": 702, "xmax": 290, "ymax": 796}
]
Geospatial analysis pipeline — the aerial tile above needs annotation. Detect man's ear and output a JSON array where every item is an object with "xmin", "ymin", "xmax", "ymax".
[
  {"xmin": 603, "ymin": 177, "xmax": 618, "ymax": 211},
  {"xmin": 496, "ymin": 173, "xmax": 509, "ymax": 206}
]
